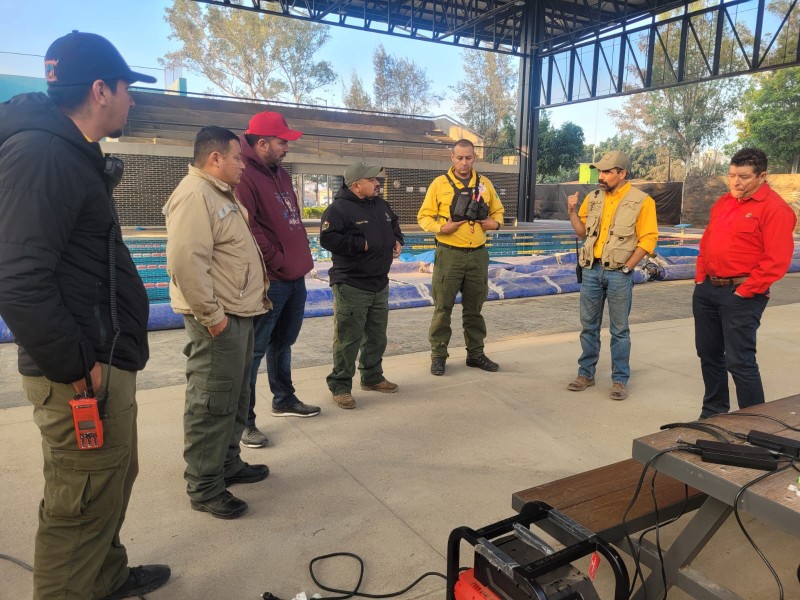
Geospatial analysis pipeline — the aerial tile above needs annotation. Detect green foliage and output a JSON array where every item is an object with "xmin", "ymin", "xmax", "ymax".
[
  {"xmin": 342, "ymin": 72, "xmax": 373, "ymax": 111},
  {"xmin": 735, "ymin": 68, "xmax": 800, "ymax": 173},
  {"xmin": 609, "ymin": 1, "xmax": 747, "ymax": 176},
  {"xmin": 536, "ymin": 112, "xmax": 585, "ymax": 182},
  {"xmin": 452, "ymin": 51, "xmax": 518, "ymax": 155},
  {"xmin": 162, "ymin": 0, "xmax": 335, "ymax": 103},
  {"xmin": 343, "ymin": 44, "xmax": 434, "ymax": 114},
  {"xmin": 303, "ymin": 206, "xmax": 326, "ymax": 219}
]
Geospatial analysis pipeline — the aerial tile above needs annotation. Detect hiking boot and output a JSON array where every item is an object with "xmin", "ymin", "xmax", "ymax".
[
  {"xmin": 224, "ymin": 462, "xmax": 269, "ymax": 486},
  {"xmin": 333, "ymin": 392, "xmax": 356, "ymax": 409},
  {"xmin": 240, "ymin": 425, "xmax": 269, "ymax": 448},
  {"xmin": 272, "ymin": 401, "xmax": 321, "ymax": 418},
  {"xmin": 360, "ymin": 378, "xmax": 398, "ymax": 393},
  {"xmin": 567, "ymin": 376, "xmax": 595, "ymax": 392},
  {"xmin": 610, "ymin": 382, "xmax": 629, "ymax": 401},
  {"xmin": 466, "ymin": 354, "xmax": 499, "ymax": 372},
  {"xmin": 430, "ymin": 356, "xmax": 446, "ymax": 376},
  {"xmin": 190, "ymin": 491, "xmax": 248, "ymax": 520},
  {"xmin": 99, "ymin": 564, "xmax": 171, "ymax": 600}
]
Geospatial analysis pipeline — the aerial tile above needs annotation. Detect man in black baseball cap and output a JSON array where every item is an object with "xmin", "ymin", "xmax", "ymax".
[
  {"xmin": 0, "ymin": 32, "xmax": 169, "ymax": 599},
  {"xmin": 45, "ymin": 31, "xmax": 157, "ymax": 87}
]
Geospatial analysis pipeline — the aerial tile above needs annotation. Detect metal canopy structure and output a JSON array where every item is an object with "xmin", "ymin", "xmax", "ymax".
[{"xmin": 196, "ymin": 0, "xmax": 800, "ymax": 219}]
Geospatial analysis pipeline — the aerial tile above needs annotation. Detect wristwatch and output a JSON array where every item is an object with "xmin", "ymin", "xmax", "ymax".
[{"xmin": 620, "ymin": 266, "xmax": 632, "ymax": 275}]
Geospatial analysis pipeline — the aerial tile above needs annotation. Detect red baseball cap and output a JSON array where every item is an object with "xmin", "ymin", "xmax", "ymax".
[{"xmin": 245, "ymin": 112, "xmax": 303, "ymax": 141}]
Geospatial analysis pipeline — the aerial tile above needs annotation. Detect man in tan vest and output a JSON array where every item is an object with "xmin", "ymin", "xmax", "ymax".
[{"xmin": 566, "ymin": 151, "xmax": 658, "ymax": 400}]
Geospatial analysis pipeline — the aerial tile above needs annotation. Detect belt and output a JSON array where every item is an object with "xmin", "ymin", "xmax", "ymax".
[
  {"xmin": 708, "ymin": 276, "xmax": 748, "ymax": 287},
  {"xmin": 436, "ymin": 241, "xmax": 486, "ymax": 253}
]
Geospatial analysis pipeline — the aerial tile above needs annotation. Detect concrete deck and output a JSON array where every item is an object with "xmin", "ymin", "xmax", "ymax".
[{"xmin": 2, "ymin": 283, "xmax": 800, "ymax": 599}]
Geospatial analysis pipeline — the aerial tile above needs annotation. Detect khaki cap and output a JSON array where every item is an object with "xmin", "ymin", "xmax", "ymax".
[
  {"xmin": 590, "ymin": 151, "xmax": 630, "ymax": 171},
  {"xmin": 344, "ymin": 161, "xmax": 383, "ymax": 186}
]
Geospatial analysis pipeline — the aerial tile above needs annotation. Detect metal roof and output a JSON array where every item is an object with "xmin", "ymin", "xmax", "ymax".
[{"xmin": 195, "ymin": 0, "xmax": 684, "ymax": 55}]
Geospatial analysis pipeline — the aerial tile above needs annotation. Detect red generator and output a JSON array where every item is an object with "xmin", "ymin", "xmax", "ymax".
[{"xmin": 447, "ymin": 501, "xmax": 629, "ymax": 600}]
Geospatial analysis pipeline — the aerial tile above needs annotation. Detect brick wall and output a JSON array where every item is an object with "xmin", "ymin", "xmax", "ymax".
[{"xmin": 110, "ymin": 152, "xmax": 518, "ymax": 226}]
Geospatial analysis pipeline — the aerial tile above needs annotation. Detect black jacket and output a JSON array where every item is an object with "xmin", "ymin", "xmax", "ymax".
[
  {"xmin": 320, "ymin": 186, "xmax": 403, "ymax": 292},
  {"xmin": 0, "ymin": 93, "xmax": 149, "ymax": 383}
]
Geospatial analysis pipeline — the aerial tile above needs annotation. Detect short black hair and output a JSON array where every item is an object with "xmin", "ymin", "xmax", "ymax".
[
  {"xmin": 48, "ymin": 78, "xmax": 121, "ymax": 111},
  {"xmin": 730, "ymin": 148, "xmax": 768, "ymax": 175},
  {"xmin": 193, "ymin": 126, "xmax": 238, "ymax": 166},
  {"xmin": 452, "ymin": 139, "xmax": 475, "ymax": 152},
  {"xmin": 243, "ymin": 133, "xmax": 275, "ymax": 148}
]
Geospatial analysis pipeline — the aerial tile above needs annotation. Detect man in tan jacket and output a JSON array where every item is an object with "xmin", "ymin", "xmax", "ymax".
[{"xmin": 165, "ymin": 126, "xmax": 271, "ymax": 519}]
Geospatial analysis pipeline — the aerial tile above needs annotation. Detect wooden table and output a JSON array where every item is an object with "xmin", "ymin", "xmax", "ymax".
[{"xmin": 631, "ymin": 395, "xmax": 800, "ymax": 600}]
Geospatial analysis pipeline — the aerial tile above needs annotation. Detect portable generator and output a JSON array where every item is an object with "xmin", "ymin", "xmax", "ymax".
[{"xmin": 447, "ymin": 501, "xmax": 629, "ymax": 600}]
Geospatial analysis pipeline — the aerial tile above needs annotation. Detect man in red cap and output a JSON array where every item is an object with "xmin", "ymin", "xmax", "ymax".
[
  {"xmin": 0, "ymin": 32, "xmax": 170, "ymax": 599},
  {"xmin": 236, "ymin": 112, "xmax": 320, "ymax": 449}
]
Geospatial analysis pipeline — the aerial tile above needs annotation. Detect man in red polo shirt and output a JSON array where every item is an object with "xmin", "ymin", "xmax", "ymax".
[{"xmin": 694, "ymin": 148, "xmax": 796, "ymax": 418}]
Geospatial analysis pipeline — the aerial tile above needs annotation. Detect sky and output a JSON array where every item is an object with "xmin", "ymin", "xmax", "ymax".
[{"xmin": 0, "ymin": 0, "xmax": 623, "ymax": 143}]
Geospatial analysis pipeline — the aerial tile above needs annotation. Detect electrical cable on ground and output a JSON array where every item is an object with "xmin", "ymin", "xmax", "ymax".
[{"xmin": 262, "ymin": 552, "xmax": 446, "ymax": 600}]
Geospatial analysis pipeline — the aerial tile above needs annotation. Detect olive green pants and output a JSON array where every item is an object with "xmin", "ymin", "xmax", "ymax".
[
  {"xmin": 326, "ymin": 283, "xmax": 389, "ymax": 394},
  {"xmin": 429, "ymin": 245, "xmax": 490, "ymax": 359},
  {"xmin": 183, "ymin": 314, "xmax": 253, "ymax": 502},
  {"xmin": 22, "ymin": 365, "xmax": 138, "ymax": 600}
]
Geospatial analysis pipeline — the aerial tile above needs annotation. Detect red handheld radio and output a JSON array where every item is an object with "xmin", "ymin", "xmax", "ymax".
[
  {"xmin": 70, "ymin": 345, "xmax": 104, "ymax": 450},
  {"xmin": 69, "ymin": 394, "xmax": 104, "ymax": 449}
]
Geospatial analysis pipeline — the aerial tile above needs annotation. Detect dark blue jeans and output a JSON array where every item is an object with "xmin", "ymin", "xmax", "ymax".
[
  {"xmin": 693, "ymin": 279, "xmax": 769, "ymax": 418},
  {"xmin": 247, "ymin": 278, "xmax": 307, "ymax": 426}
]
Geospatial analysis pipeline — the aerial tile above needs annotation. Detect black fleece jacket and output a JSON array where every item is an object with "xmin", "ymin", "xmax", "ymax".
[
  {"xmin": 319, "ymin": 186, "xmax": 403, "ymax": 292},
  {"xmin": 0, "ymin": 93, "xmax": 149, "ymax": 383}
]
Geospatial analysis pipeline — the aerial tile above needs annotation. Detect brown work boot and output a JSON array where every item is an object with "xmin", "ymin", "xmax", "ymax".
[
  {"xmin": 360, "ymin": 378, "xmax": 398, "ymax": 393},
  {"xmin": 332, "ymin": 392, "xmax": 356, "ymax": 409},
  {"xmin": 567, "ymin": 375, "xmax": 595, "ymax": 392},
  {"xmin": 610, "ymin": 382, "xmax": 629, "ymax": 401}
]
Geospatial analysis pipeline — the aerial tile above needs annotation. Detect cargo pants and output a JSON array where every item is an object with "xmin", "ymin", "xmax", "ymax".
[
  {"xmin": 22, "ymin": 364, "xmax": 138, "ymax": 600},
  {"xmin": 429, "ymin": 245, "xmax": 490, "ymax": 359},
  {"xmin": 183, "ymin": 314, "xmax": 253, "ymax": 502},
  {"xmin": 326, "ymin": 283, "xmax": 389, "ymax": 394}
]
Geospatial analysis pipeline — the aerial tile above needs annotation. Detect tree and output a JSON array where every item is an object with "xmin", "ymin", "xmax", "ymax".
[
  {"xmin": 452, "ymin": 50, "xmax": 518, "ymax": 153},
  {"xmin": 342, "ymin": 72, "xmax": 373, "ymax": 111},
  {"xmin": 342, "ymin": 44, "xmax": 435, "ymax": 114},
  {"xmin": 536, "ymin": 112, "xmax": 585, "ymax": 182},
  {"xmin": 735, "ymin": 68, "xmax": 800, "ymax": 173},
  {"xmin": 162, "ymin": 0, "xmax": 335, "ymax": 103},
  {"xmin": 608, "ymin": 3, "xmax": 746, "ymax": 176},
  {"xmin": 273, "ymin": 24, "xmax": 336, "ymax": 103}
]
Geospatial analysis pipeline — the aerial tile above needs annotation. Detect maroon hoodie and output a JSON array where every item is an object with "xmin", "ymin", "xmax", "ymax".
[{"xmin": 236, "ymin": 135, "xmax": 314, "ymax": 281}]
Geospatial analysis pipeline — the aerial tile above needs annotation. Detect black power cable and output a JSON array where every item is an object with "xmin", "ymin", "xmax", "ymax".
[{"xmin": 263, "ymin": 553, "xmax": 446, "ymax": 600}]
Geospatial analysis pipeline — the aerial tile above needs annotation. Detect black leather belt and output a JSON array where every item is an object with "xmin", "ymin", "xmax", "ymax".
[
  {"xmin": 709, "ymin": 276, "xmax": 748, "ymax": 287},
  {"xmin": 436, "ymin": 241, "xmax": 486, "ymax": 253}
]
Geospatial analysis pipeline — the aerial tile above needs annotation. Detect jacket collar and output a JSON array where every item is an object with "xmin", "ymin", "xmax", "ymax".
[
  {"xmin": 448, "ymin": 166, "xmax": 476, "ymax": 186},
  {"xmin": 187, "ymin": 164, "xmax": 235, "ymax": 195},
  {"xmin": 722, "ymin": 182, "xmax": 770, "ymax": 203}
]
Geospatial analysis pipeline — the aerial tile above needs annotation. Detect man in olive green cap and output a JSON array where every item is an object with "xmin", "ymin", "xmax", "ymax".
[{"xmin": 319, "ymin": 162, "xmax": 404, "ymax": 409}]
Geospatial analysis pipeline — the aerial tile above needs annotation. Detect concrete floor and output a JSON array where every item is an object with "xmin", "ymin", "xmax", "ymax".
[{"xmin": 2, "ymin": 278, "xmax": 800, "ymax": 599}]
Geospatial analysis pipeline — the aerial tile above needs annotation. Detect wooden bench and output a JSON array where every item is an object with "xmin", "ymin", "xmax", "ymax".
[{"xmin": 512, "ymin": 458, "xmax": 706, "ymax": 547}]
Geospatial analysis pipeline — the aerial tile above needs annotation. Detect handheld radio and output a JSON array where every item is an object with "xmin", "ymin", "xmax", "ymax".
[{"xmin": 70, "ymin": 344, "xmax": 104, "ymax": 450}]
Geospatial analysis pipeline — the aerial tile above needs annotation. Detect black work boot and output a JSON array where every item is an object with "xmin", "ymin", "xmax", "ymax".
[
  {"xmin": 431, "ymin": 356, "xmax": 446, "ymax": 376},
  {"xmin": 99, "ymin": 564, "xmax": 171, "ymax": 599},
  {"xmin": 190, "ymin": 490, "xmax": 248, "ymax": 519},
  {"xmin": 224, "ymin": 462, "xmax": 269, "ymax": 486},
  {"xmin": 466, "ymin": 354, "xmax": 499, "ymax": 372}
]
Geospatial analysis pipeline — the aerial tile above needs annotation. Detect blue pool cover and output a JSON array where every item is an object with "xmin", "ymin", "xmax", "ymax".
[{"xmin": 2, "ymin": 243, "xmax": 798, "ymax": 342}]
